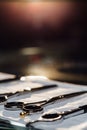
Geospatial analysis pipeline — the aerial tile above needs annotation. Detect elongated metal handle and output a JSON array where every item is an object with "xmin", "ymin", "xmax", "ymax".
[{"xmin": 63, "ymin": 91, "xmax": 87, "ymax": 98}]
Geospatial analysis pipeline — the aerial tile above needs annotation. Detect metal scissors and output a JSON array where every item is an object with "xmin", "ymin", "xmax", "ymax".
[
  {"xmin": 0, "ymin": 83, "xmax": 57, "ymax": 104},
  {"xmin": 0, "ymin": 90, "xmax": 30, "ymax": 104},
  {"xmin": 19, "ymin": 91, "xmax": 87, "ymax": 117},
  {"xmin": 26, "ymin": 104, "xmax": 87, "ymax": 127},
  {"xmin": 4, "ymin": 91, "xmax": 87, "ymax": 116}
]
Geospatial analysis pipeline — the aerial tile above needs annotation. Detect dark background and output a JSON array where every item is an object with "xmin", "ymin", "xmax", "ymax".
[
  {"xmin": 0, "ymin": 2, "xmax": 86, "ymax": 49},
  {"xmin": 0, "ymin": 1, "xmax": 87, "ymax": 84}
]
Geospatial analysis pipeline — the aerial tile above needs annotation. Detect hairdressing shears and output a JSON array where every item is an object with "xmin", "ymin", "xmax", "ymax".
[
  {"xmin": 20, "ymin": 91, "xmax": 87, "ymax": 117},
  {"xmin": 4, "ymin": 91, "xmax": 87, "ymax": 116},
  {"xmin": 26, "ymin": 104, "xmax": 87, "ymax": 127},
  {"xmin": 0, "ymin": 90, "xmax": 30, "ymax": 104},
  {"xmin": 0, "ymin": 83, "xmax": 57, "ymax": 104}
]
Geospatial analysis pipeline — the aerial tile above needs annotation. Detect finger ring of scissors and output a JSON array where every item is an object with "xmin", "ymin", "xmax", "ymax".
[
  {"xmin": 20, "ymin": 104, "xmax": 44, "ymax": 117},
  {"xmin": 4, "ymin": 102, "xmax": 24, "ymax": 111}
]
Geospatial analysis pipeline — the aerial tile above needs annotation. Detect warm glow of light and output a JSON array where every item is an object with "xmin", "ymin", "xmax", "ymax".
[
  {"xmin": 21, "ymin": 47, "xmax": 42, "ymax": 55},
  {"xmin": 0, "ymin": 2, "xmax": 76, "ymax": 29},
  {"xmin": 20, "ymin": 75, "xmax": 48, "ymax": 81}
]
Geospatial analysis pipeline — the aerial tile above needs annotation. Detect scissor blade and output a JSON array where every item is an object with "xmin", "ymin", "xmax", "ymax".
[
  {"xmin": 25, "ymin": 91, "xmax": 87, "ymax": 107},
  {"xmin": 31, "ymin": 84, "xmax": 58, "ymax": 92},
  {"xmin": 0, "ymin": 84, "xmax": 57, "ymax": 103},
  {"xmin": 0, "ymin": 84, "xmax": 57, "ymax": 97},
  {"xmin": 62, "ymin": 105, "xmax": 87, "ymax": 119},
  {"xmin": 45, "ymin": 91, "xmax": 87, "ymax": 105}
]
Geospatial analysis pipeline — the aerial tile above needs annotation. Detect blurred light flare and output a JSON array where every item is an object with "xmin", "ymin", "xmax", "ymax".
[
  {"xmin": 1, "ymin": 2, "xmax": 76, "ymax": 29},
  {"xmin": 21, "ymin": 47, "xmax": 42, "ymax": 55},
  {"xmin": 20, "ymin": 76, "xmax": 48, "ymax": 81}
]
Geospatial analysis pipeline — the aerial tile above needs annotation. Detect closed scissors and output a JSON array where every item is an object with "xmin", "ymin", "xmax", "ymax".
[
  {"xmin": 26, "ymin": 104, "xmax": 87, "ymax": 127},
  {"xmin": 4, "ymin": 91, "xmax": 87, "ymax": 116},
  {"xmin": 20, "ymin": 91, "xmax": 87, "ymax": 117},
  {"xmin": 0, "ymin": 83, "xmax": 57, "ymax": 104}
]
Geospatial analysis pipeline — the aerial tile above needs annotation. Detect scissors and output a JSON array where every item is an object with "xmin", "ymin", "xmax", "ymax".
[
  {"xmin": 0, "ymin": 90, "xmax": 30, "ymax": 104},
  {"xmin": 26, "ymin": 104, "xmax": 87, "ymax": 127},
  {"xmin": 0, "ymin": 83, "xmax": 57, "ymax": 104},
  {"xmin": 20, "ymin": 91, "xmax": 87, "ymax": 117},
  {"xmin": 4, "ymin": 91, "xmax": 87, "ymax": 116}
]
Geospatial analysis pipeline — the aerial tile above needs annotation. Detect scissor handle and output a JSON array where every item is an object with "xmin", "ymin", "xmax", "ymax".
[
  {"xmin": 26, "ymin": 113, "xmax": 62, "ymax": 127},
  {"xmin": 23, "ymin": 104, "xmax": 43, "ymax": 113},
  {"xmin": 0, "ymin": 95, "xmax": 8, "ymax": 103},
  {"xmin": 42, "ymin": 113, "xmax": 62, "ymax": 122},
  {"xmin": 4, "ymin": 102, "xmax": 24, "ymax": 111},
  {"xmin": 20, "ymin": 104, "xmax": 44, "ymax": 118}
]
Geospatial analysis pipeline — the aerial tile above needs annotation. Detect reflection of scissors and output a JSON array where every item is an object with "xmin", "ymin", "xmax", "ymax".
[
  {"xmin": 26, "ymin": 104, "xmax": 87, "ymax": 127},
  {"xmin": 4, "ymin": 91, "xmax": 87, "ymax": 116},
  {"xmin": 0, "ymin": 118, "xmax": 16, "ymax": 130},
  {"xmin": 0, "ymin": 83, "xmax": 57, "ymax": 104}
]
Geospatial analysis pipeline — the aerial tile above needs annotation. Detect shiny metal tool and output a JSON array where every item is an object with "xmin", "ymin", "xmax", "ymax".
[
  {"xmin": 19, "ymin": 91, "xmax": 87, "ymax": 117},
  {"xmin": 4, "ymin": 91, "xmax": 86, "ymax": 117},
  {"xmin": 0, "ymin": 83, "xmax": 57, "ymax": 103},
  {"xmin": 26, "ymin": 104, "xmax": 87, "ymax": 127}
]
